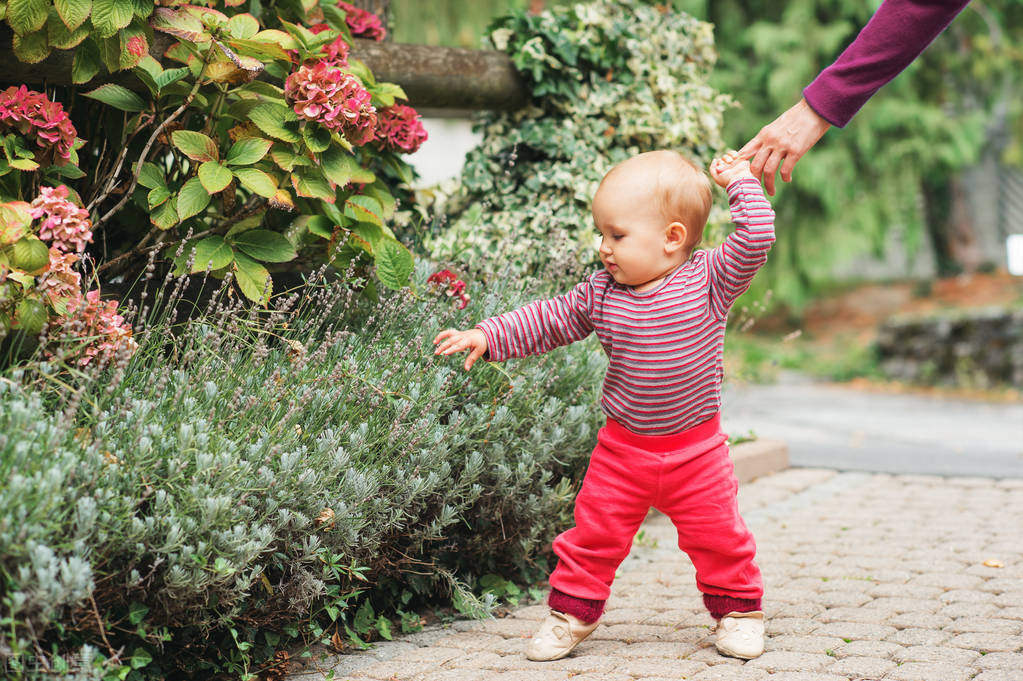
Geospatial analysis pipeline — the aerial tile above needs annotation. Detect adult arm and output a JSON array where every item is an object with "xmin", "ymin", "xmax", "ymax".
[{"xmin": 741, "ymin": 0, "xmax": 973, "ymax": 195}]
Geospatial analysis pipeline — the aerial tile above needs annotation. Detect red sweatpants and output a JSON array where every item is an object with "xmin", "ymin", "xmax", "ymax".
[{"xmin": 550, "ymin": 414, "xmax": 762, "ymax": 603}]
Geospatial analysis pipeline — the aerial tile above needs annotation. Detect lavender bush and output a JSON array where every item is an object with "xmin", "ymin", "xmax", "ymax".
[{"xmin": 0, "ymin": 258, "xmax": 605, "ymax": 679}]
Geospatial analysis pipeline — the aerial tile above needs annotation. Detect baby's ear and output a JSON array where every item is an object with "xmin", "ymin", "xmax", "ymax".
[{"xmin": 665, "ymin": 222, "xmax": 688, "ymax": 252}]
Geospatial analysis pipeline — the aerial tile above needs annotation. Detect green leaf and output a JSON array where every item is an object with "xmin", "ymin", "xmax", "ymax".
[
  {"xmin": 189, "ymin": 235, "xmax": 234, "ymax": 272},
  {"xmin": 344, "ymin": 195, "xmax": 382, "ymax": 226},
  {"xmin": 226, "ymin": 12, "xmax": 259, "ymax": 40},
  {"xmin": 171, "ymin": 130, "xmax": 218, "ymax": 162},
  {"xmin": 47, "ymin": 11, "xmax": 90, "ymax": 49},
  {"xmin": 225, "ymin": 137, "xmax": 272, "ymax": 166},
  {"xmin": 128, "ymin": 602, "xmax": 149, "ymax": 626},
  {"xmin": 129, "ymin": 647, "xmax": 152, "ymax": 670},
  {"xmin": 8, "ymin": 158, "xmax": 39, "ymax": 171},
  {"xmin": 149, "ymin": 198, "xmax": 177, "ymax": 229},
  {"xmin": 306, "ymin": 215, "xmax": 334, "ymax": 239},
  {"xmin": 12, "ymin": 30, "xmax": 51, "ymax": 63},
  {"xmin": 54, "ymin": 0, "xmax": 91, "ymax": 30},
  {"xmin": 248, "ymin": 103, "xmax": 300, "ymax": 143},
  {"xmin": 270, "ymin": 148, "xmax": 312, "ymax": 172},
  {"xmin": 232, "ymin": 167, "xmax": 277, "ymax": 198},
  {"xmin": 198, "ymin": 161, "xmax": 233, "ymax": 193},
  {"xmin": 353, "ymin": 601, "xmax": 374, "ymax": 634},
  {"xmin": 7, "ymin": 0, "xmax": 48, "ymax": 34},
  {"xmin": 137, "ymin": 161, "xmax": 164, "ymax": 189},
  {"xmin": 90, "ymin": 0, "xmax": 134, "ymax": 38},
  {"xmin": 376, "ymin": 616, "xmax": 393, "ymax": 641},
  {"xmin": 15, "ymin": 298, "xmax": 47, "ymax": 334},
  {"xmin": 154, "ymin": 66, "xmax": 189, "ymax": 92},
  {"xmin": 232, "ymin": 251, "xmax": 270, "ymax": 304},
  {"xmin": 320, "ymin": 146, "xmax": 374, "ymax": 187},
  {"xmin": 10, "ymin": 237, "xmax": 49, "ymax": 273},
  {"xmin": 176, "ymin": 176, "xmax": 210, "ymax": 220},
  {"xmin": 82, "ymin": 83, "xmax": 147, "ymax": 112},
  {"xmin": 146, "ymin": 185, "xmax": 170, "ymax": 208},
  {"xmin": 151, "ymin": 7, "xmax": 206, "ymax": 43},
  {"xmin": 302, "ymin": 124, "xmax": 331, "ymax": 153},
  {"xmin": 71, "ymin": 38, "xmax": 103, "ymax": 84},
  {"xmin": 360, "ymin": 183, "xmax": 396, "ymax": 220},
  {"xmin": 291, "ymin": 169, "xmax": 334, "ymax": 202},
  {"xmin": 229, "ymin": 229, "xmax": 295, "ymax": 263},
  {"xmin": 375, "ymin": 238, "xmax": 414, "ymax": 290}
]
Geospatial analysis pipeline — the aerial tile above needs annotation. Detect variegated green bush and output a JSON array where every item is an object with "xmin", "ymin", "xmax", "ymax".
[{"xmin": 426, "ymin": 0, "xmax": 733, "ymax": 277}]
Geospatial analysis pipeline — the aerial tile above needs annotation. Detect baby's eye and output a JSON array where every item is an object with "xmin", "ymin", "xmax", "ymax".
[{"xmin": 612, "ymin": 234, "xmax": 624, "ymax": 241}]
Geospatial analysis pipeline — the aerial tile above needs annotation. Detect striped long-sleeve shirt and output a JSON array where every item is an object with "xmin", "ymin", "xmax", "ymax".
[{"xmin": 477, "ymin": 178, "xmax": 775, "ymax": 436}]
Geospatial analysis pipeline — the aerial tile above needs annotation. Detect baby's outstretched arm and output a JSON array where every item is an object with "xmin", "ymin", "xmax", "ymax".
[{"xmin": 433, "ymin": 328, "xmax": 488, "ymax": 371}]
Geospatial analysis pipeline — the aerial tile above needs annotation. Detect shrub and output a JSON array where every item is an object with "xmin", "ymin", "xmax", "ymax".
[
  {"xmin": 425, "ymin": 0, "xmax": 734, "ymax": 278},
  {"xmin": 0, "ymin": 264, "xmax": 606, "ymax": 678}
]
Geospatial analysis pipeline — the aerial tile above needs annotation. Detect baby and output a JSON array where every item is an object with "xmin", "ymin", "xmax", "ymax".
[{"xmin": 433, "ymin": 150, "xmax": 775, "ymax": 661}]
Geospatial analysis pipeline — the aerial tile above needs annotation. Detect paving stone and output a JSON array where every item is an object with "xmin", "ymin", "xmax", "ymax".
[
  {"xmin": 556, "ymin": 674, "xmax": 632, "ymax": 681},
  {"xmin": 974, "ymin": 651, "xmax": 1023, "ymax": 669},
  {"xmin": 973, "ymin": 671, "xmax": 1023, "ymax": 681},
  {"xmin": 486, "ymin": 671, "xmax": 573, "ymax": 681},
  {"xmin": 947, "ymin": 632, "xmax": 1023, "ymax": 653},
  {"xmin": 746, "ymin": 651, "xmax": 835, "ymax": 672},
  {"xmin": 688, "ymin": 665, "xmax": 769, "ymax": 680},
  {"xmin": 399, "ymin": 648, "xmax": 471, "ymax": 664},
  {"xmin": 614, "ymin": 641, "xmax": 696, "ymax": 658},
  {"xmin": 892, "ymin": 645, "xmax": 981, "ymax": 665},
  {"xmin": 768, "ymin": 634, "xmax": 846, "ymax": 654},
  {"xmin": 817, "ymin": 606, "xmax": 893, "ymax": 624},
  {"xmin": 598, "ymin": 607, "xmax": 662, "ymax": 625},
  {"xmin": 941, "ymin": 602, "xmax": 1001, "ymax": 619},
  {"xmin": 353, "ymin": 660, "xmax": 441, "ymax": 680},
  {"xmin": 864, "ymin": 597, "xmax": 940, "ymax": 614},
  {"xmin": 441, "ymin": 652, "xmax": 505, "ymax": 669},
  {"xmin": 473, "ymin": 619, "xmax": 536, "ymax": 637},
  {"xmin": 417, "ymin": 671, "xmax": 490, "ymax": 681},
  {"xmin": 751, "ymin": 675, "xmax": 848, "ymax": 681},
  {"xmin": 590, "ymin": 623, "xmax": 674, "ymax": 643},
  {"xmin": 825, "ymin": 655, "xmax": 896, "ymax": 677},
  {"xmin": 886, "ymin": 612, "xmax": 954, "ymax": 630},
  {"xmin": 766, "ymin": 617, "xmax": 819, "ymax": 636},
  {"xmin": 614, "ymin": 658, "xmax": 708, "ymax": 677},
  {"xmin": 881, "ymin": 662, "xmax": 978, "ymax": 681},
  {"xmin": 833, "ymin": 639, "xmax": 903, "ymax": 659},
  {"xmin": 947, "ymin": 617, "xmax": 1023, "ymax": 634},
  {"xmin": 886, "ymin": 627, "xmax": 952, "ymax": 646},
  {"xmin": 811, "ymin": 621, "xmax": 898, "ymax": 641},
  {"xmin": 525, "ymin": 655, "xmax": 621, "ymax": 674},
  {"xmin": 433, "ymin": 632, "xmax": 512, "ymax": 651}
]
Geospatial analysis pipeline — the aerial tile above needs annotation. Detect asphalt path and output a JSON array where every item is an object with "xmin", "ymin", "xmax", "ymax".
[{"xmin": 722, "ymin": 374, "xmax": 1023, "ymax": 478}]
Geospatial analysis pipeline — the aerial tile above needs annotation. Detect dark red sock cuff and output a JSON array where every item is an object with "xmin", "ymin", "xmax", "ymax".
[
  {"xmin": 548, "ymin": 587, "xmax": 605, "ymax": 624},
  {"xmin": 703, "ymin": 594, "xmax": 762, "ymax": 619}
]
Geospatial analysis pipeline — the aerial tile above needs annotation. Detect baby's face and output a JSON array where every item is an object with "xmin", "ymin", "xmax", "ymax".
[{"xmin": 592, "ymin": 164, "xmax": 679, "ymax": 291}]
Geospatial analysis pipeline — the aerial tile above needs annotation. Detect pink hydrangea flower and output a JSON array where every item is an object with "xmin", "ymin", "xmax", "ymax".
[
  {"xmin": 30, "ymin": 185, "xmax": 93, "ymax": 254},
  {"xmin": 57, "ymin": 289, "xmax": 138, "ymax": 367},
  {"xmin": 0, "ymin": 86, "xmax": 77, "ymax": 165},
  {"xmin": 284, "ymin": 61, "xmax": 377, "ymax": 146},
  {"xmin": 427, "ymin": 269, "xmax": 470, "ymax": 309},
  {"xmin": 308, "ymin": 23, "xmax": 351, "ymax": 65},
  {"xmin": 38, "ymin": 247, "xmax": 83, "ymax": 310},
  {"xmin": 374, "ymin": 103, "xmax": 428, "ymax": 154},
  {"xmin": 337, "ymin": 1, "xmax": 386, "ymax": 41}
]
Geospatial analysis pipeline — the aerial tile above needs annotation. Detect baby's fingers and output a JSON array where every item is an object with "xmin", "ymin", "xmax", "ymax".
[{"xmin": 464, "ymin": 345, "xmax": 485, "ymax": 371}]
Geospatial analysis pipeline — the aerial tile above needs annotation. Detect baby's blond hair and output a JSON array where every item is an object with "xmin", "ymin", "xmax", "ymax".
[{"xmin": 600, "ymin": 150, "xmax": 713, "ymax": 249}]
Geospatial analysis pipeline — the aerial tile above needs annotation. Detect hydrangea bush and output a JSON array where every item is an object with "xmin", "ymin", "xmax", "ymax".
[
  {"xmin": 426, "ymin": 0, "xmax": 734, "ymax": 277},
  {"xmin": 0, "ymin": 0, "xmax": 429, "ymax": 370}
]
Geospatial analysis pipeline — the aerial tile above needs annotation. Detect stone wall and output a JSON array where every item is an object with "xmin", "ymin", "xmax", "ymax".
[{"xmin": 876, "ymin": 307, "xmax": 1023, "ymax": 388}]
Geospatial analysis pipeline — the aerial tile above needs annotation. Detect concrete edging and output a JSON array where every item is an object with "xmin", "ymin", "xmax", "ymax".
[{"xmin": 731, "ymin": 438, "xmax": 789, "ymax": 484}]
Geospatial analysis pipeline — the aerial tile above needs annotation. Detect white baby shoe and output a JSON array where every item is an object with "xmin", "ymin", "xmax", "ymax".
[
  {"xmin": 714, "ymin": 610, "xmax": 765, "ymax": 659},
  {"xmin": 525, "ymin": 610, "xmax": 599, "ymax": 661}
]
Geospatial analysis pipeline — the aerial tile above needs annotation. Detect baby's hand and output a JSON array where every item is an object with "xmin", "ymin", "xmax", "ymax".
[
  {"xmin": 710, "ymin": 151, "xmax": 755, "ymax": 189},
  {"xmin": 433, "ymin": 328, "xmax": 488, "ymax": 371}
]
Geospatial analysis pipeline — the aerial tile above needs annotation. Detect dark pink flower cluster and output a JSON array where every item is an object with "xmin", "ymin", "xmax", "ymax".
[
  {"xmin": 308, "ymin": 23, "xmax": 351, "ymax": 65},
  {"xmin": 57, "ymin": 289, "xmax": 138, "ymax": 367},
  {"xmin": 30, "ymin": 185, "xmax": 93, "ymax": 253},
  {"xmin": 427, "ymin": 269, "xmax": 470, "ymax": 309},
  {"xmin": 374, "ymin": 103, "xmax": 427, "ymax": 154},
  {"xmin": 337, "ymin": 1, "xmax": 386, "ymax": 41},
  {"xmin": 38, "ymin": 247, "xmax": 82, "ymax": 310},
  {"xmin": 0, "ymin": 86, "xmax": 77, "ymax": 165},
  {"xmin": 284, "ymin": 61, "xmax": 377, "ymax": 145}
]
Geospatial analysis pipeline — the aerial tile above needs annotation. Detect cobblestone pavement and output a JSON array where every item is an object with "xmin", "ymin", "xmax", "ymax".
[{"xmin": 287, "ymin": 469, "xmax": 1023, "ymax": 681}]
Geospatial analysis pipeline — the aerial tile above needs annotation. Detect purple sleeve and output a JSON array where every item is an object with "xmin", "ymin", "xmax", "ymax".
[{"xmin": 803, "ymin": 0, "xmax": 972, "ymax": 128}]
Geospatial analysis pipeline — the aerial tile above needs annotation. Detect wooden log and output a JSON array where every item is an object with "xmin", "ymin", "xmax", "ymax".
[{"xmin": 0, "ymin": 27, "xmax": 528, "ymax": 111}]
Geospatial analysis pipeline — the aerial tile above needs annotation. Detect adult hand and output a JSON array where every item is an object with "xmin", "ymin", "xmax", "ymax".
[{"xmin": 737, "ymin": 98, "xmax": 831, "ymax": 196}]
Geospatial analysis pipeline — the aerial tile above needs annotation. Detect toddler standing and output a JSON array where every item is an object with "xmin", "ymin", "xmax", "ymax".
[{"xmin": 433, "ymin": 150, "xmax": 775, "ymax": 661}]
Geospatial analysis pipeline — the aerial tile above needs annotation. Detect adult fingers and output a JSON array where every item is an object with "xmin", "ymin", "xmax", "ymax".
[
  {"xmin": 749, "ymin": 145, "xmax": 773, "ymax": 183},
  {"xmin": 779, "ymin": 151, "xmax": 801, "ymax": 183},
  {"xmin": 736, "ymin": 136, "xmax": 762, "ymax": 162},
  {"xmin": 761, "ymin": 149, "xmax": 785, "ymax": 196}
]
